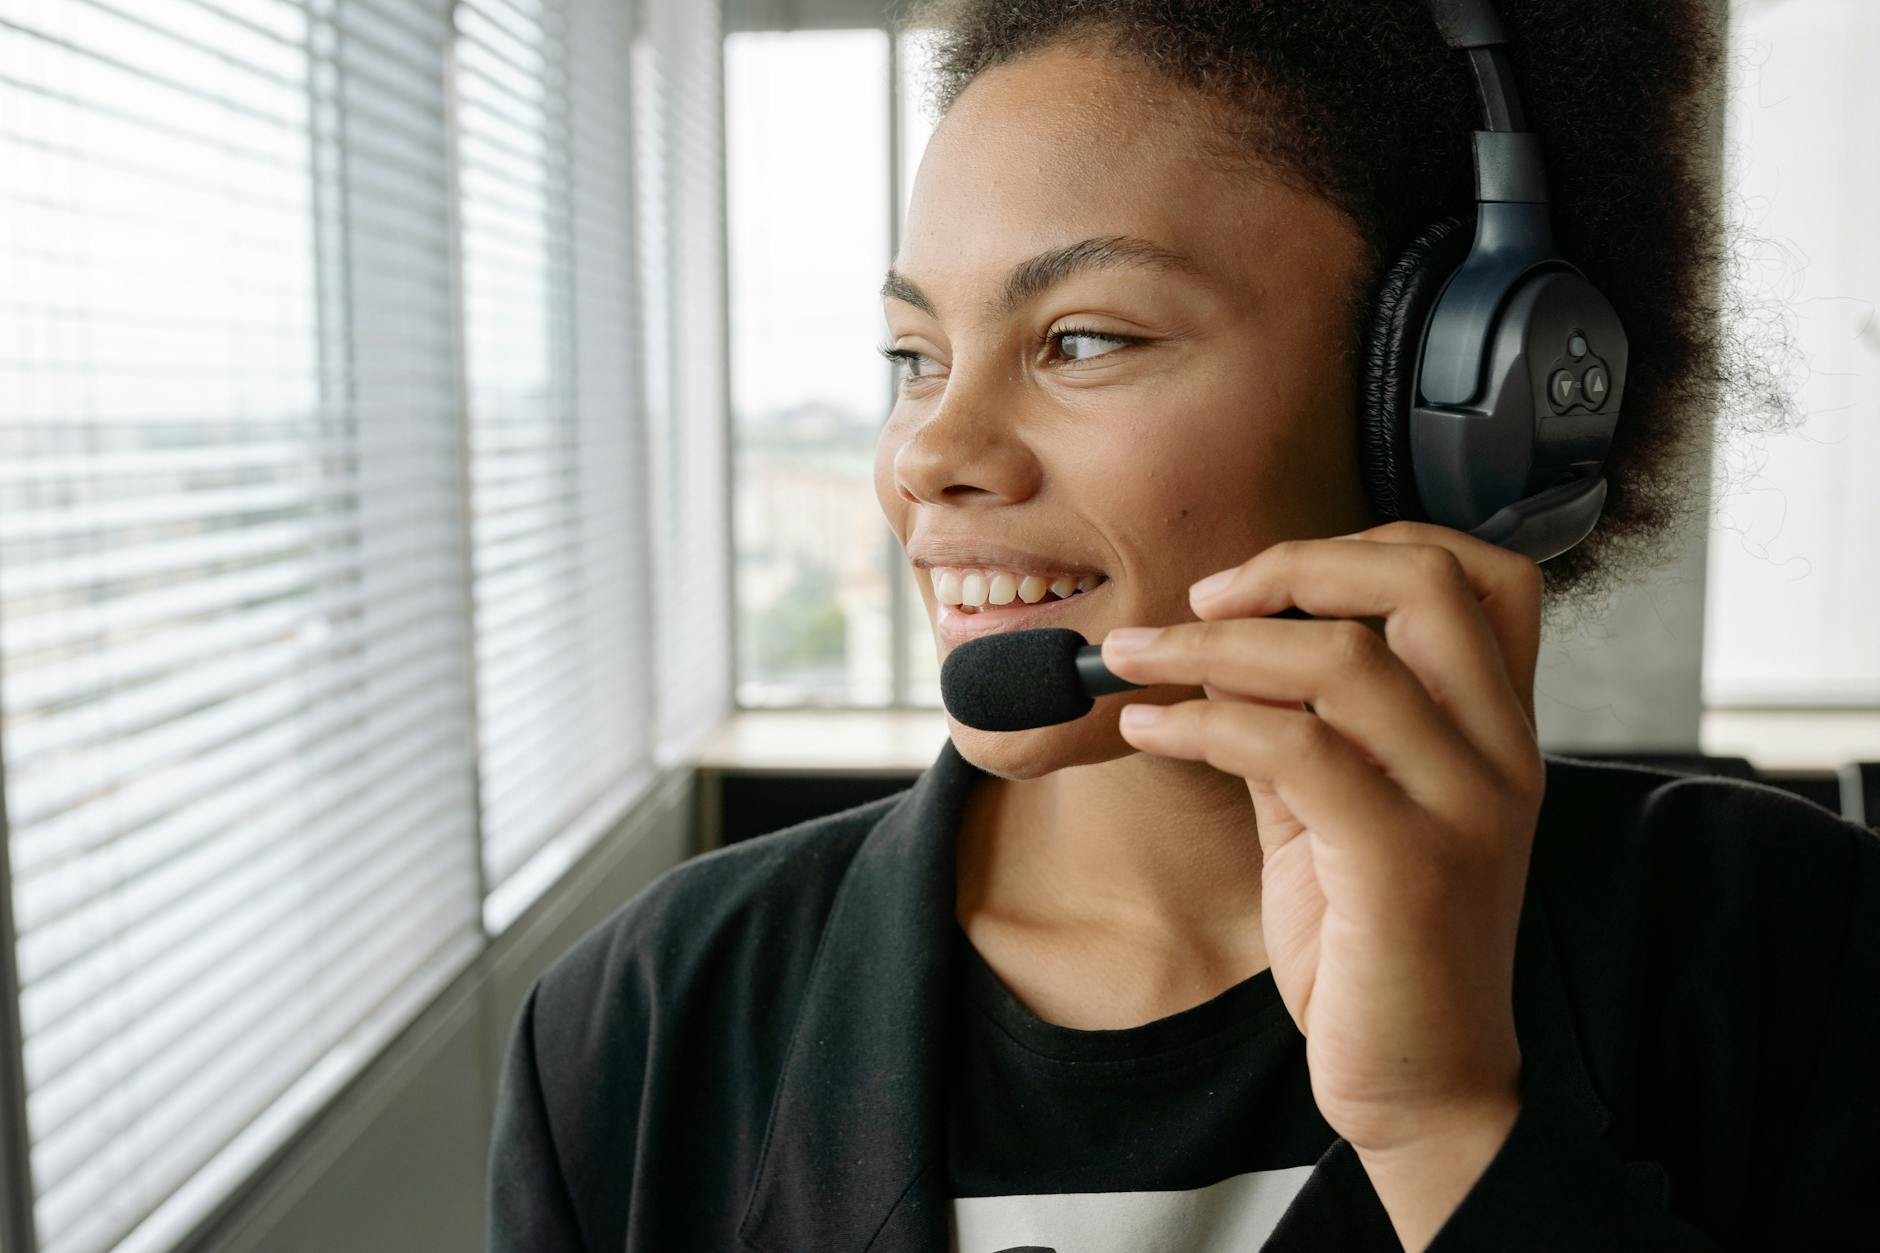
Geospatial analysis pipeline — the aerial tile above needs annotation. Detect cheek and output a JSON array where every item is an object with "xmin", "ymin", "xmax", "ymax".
[{"xmin": 1072, "ymin": 383, "xmax": 1273, "ymax": 555}]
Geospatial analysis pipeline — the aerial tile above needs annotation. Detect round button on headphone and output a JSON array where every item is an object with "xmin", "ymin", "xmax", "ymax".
[{"xmin": 1355, "ymin": 0, "xmax": 1628, "ymax": 565}]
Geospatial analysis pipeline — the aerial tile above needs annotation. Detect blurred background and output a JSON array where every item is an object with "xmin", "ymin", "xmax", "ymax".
[{"xmin": 0, "ymin": 0, "xmax": 1872, "ymax": 1249}]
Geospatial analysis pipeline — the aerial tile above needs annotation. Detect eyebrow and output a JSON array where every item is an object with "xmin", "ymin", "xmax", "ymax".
[{"xmin": 880, "ymin": 235, "xmax": 1206, "ymax": 323}]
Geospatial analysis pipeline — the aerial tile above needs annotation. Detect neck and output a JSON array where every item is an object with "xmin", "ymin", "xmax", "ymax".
[{"xmin": 955, "ymin": 745, "xmax": 1263, "ymax": 959}]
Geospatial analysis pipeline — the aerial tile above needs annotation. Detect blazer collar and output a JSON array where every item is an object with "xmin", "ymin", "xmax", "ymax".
[
  {"xmin": 739, "ymin": 736, "xmax": 984, "ymax": 1253},
  {"xmin": 738, "ymin": 740, "xmax": 1613, "ymax": 1253}
]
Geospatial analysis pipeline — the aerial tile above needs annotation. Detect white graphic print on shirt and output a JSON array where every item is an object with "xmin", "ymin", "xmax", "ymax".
[{"xmin": 949, "ymin": 1164, "xmax": 1316, "ymax": 1253}]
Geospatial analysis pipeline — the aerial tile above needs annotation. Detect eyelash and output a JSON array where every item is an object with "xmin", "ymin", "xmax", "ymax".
[{"xmin": 874, "ymin": 326, "xmax": 1141, "ymax": 383}]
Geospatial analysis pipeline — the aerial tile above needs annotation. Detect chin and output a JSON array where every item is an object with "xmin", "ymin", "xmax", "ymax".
[{"xmin": 946, "ymin": 699, "xmax": 1138, "ymax": 780}]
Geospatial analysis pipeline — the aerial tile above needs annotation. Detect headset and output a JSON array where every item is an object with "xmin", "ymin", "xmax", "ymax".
[{"xmin": 1357, "ymin": 0, "xmax": 1627, "ymax": 564}]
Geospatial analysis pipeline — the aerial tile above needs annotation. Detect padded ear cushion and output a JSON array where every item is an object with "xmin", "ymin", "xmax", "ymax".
[{"xmin": 1356, "ymin": 211, "xmax": 1477, "ymax": 523}]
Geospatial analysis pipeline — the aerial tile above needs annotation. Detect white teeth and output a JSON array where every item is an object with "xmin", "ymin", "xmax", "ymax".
[{"xmin": 926, "ymin": 564, "xmax": 1104, "ymax": 611}]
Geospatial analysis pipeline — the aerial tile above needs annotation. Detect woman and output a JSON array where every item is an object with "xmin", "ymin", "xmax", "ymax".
[{"xmin": 488, "ymin": 2, "xmax": 1877, "ymax": 1250}]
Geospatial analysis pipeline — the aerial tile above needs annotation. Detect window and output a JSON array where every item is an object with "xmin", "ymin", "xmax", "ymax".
[
  {"xmin": 727, "ymin": 27, "xmax": 893, "ymax": 705},
  {"xmin": 1703, "ymin": 0, "xmax": 1880, "ymax": 708},
  {"xmin": 725, "ymin": 21, "xmax": 941, "ymax": 707},
  {"xmin": 0, "ymin": 2, "xmax": 480, "ymax": 1248},
  {"xmin": 0, "ymin": 0, "xmax": 730, "ymax": 1248}
]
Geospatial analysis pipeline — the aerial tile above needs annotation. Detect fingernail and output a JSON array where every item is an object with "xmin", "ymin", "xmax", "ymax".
[
  {"xmin": 1119, "ymin": 703, "xmax": 1164, "ymax": 730},
  {"xmin": 1105, "ymin": 626, "xmax": 1161, "ymax": 654},
  {"xmin": 1188, "ymin": 568, "xmax": 1236, "ymax": 601}
]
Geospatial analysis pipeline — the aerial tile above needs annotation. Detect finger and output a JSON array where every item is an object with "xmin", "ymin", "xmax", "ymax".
[
  {"xmin": 1116, "ymin": 696, "xmax": 1436, "ymax": 874},
  {"xmin": 1184, "ymin": 528, "xmax": 1540, "ymax": 787},
  {"xmin": 1328, "ymin": 521, "xmax": 1544, "ymax": 708},
  {"xmin": 1104, "ymin": 618, "xmax": 1493, "ymax": 819}
]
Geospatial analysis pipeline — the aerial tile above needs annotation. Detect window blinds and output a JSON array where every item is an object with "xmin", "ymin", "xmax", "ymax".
[
  {"xmin": 635, "ymin": 0, "xmax": 730, "ymax": 756},
  {"xmin": 1, "ymin": 0, "xmax": 729, "ymax": 1245},
  {"xmin": 454, "ymin": 0, "xmax": 657, "ymax": 908},
  {"xmin": 0, "ymin": 0, "xmax": 475, "ymax": 1249}
]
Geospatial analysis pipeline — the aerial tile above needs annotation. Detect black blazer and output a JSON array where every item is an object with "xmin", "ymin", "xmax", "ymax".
[{"xmin": 487, "ymin": 738, "xmax": 1879, "ymax": 1251}]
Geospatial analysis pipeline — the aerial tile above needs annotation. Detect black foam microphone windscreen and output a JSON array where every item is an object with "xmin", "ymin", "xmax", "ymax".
[{"xmin": 940, "ymin": 628, "xmax": 1130, "ymax": 732}]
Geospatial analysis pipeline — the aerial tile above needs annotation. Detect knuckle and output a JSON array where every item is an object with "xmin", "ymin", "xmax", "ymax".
[
  {"xmin": 1511, "ymin": 742, "xmax": 1548, "ymax": 808},
  {"xmin": 1242, "ymin": 544, "xmax": 1282, "ymax": 589},
  {"xmin": 1285, "ymin": 710, "xmax": 1345, "ymax": 767},
  {"xmin": 1472, "ymin": 749, "xmax": 1545, "ymax": 843},
  {"xmin": 1326, "ymin": 618, "xmax": 1385, "ymax": 674},
  {"xmin": 1186, "ymin": 617, "xmax": 1225, "ymax": 659},
  {"xmin": 1412, "ymin": 543, "xmax": 1469, "ymax": 592}
]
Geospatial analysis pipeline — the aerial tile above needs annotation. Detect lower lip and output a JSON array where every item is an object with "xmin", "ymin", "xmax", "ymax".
[{"xmin": 933, "ymin": 580, "xmax": 1109, "ymax": 649}]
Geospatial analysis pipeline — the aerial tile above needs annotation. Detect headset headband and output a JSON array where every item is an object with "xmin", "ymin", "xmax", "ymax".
[{"xmin": 1393, "ymin": 0, "xmax": 1628, "ymax": 563}]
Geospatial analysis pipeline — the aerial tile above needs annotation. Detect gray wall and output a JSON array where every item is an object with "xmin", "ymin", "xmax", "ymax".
[
  {"xmin": 1533, "ymin": 0, "xmax": 1730, "ymax": 754},
  {"xmin": 1535, "ymin": 512, "xmax": 1711, "ymax": 751},
  {"xmin": 171, "ymin": 769, "xmax": 699, "ymax": 1253}
]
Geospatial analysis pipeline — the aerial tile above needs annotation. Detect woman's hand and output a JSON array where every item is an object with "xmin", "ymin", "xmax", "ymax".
[{"xmin": 1099, "ymin": 520, "xmax": 1546, "ymax": 1162}]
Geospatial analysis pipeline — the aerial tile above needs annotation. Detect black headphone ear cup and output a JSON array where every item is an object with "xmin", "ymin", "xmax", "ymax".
[{"xmin": 1356, "ymin": 211, "xmax": 1477, "ymax": 523}]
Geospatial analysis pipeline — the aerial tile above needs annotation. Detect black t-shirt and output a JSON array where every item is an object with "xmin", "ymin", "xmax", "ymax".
[{"xmin": 946, "ymin": 922, "xmax": 1345, "ymax": 1251}]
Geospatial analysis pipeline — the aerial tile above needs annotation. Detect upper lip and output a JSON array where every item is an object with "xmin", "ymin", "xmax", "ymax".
[{"xmin": 908, "ymin": 539, "xmax": 1107, "ymax": 578}]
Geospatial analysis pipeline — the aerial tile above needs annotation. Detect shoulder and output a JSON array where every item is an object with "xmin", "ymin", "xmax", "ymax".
[
  {"xmin": 1535, "ymin": 751, "xmax": 1874, "ymax": 918},
  {"xmin": 1531, "ymin": 755, "xmax": 1880, "ymax": 1237},
  {"xmin": 1534, "ymin": 752, "xmax": 1874, "ymax": 961},
  {"xmin": 1533, "ymin": 751, "xmax": 1878, "ymax": 1107},
  {"xmin": 528, "ymin": 784, "xmax": 911, "ymax": 1037}
]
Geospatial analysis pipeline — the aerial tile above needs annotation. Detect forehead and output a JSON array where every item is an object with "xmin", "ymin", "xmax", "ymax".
[
  {"xmin": 894, "ymin": 43, "xmax": 1359, "ymax": 314},
  {"xmin": 904, "ymin": 45, "xmax": 1236, "ymax": 244}
]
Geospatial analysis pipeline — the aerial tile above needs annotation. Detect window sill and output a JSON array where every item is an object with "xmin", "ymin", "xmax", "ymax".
[
  {"xmin": 693, "ymin": 708, "xmax": 950, "ymax": 774},
  {"xmin": 1700, "ymin": 707, "xmax": 1880, "ymax": 772},
  {"xmin": 689, "ymin": 707, "xmax": 1880, "ymax": 777}
]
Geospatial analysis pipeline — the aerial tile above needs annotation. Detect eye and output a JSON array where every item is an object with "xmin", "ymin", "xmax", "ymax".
[
  {"xmin": 1042, "ymin": 325, "xmax": 1142, "ymax": 364},
  {"xmin": 874, "ymin": 326, "xmax": 1144, "ymax": 391},
  {"xmin": 876, "ymin": 342, "xmax": 937, "ymax": 386}
]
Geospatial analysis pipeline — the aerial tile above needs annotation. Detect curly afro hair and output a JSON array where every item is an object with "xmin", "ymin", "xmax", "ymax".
[{"xmin": 892, "ymin": 0, "xmax": 1800, "ymax": 626}]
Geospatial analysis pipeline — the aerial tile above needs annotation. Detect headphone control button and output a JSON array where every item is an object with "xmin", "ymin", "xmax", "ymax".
[
  {"xmin": 1582, "ymin": 365, "xmax": 1609, "ymax": 406},
  {"xmin": 1548, "ymin": 369, "xmax": 1578, "ymax": 410},
  {"xmin": 1568, "ymin": 333, "xmax": 1588, "ymax": 359}
]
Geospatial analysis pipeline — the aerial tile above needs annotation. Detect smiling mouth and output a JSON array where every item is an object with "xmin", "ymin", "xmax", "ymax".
[{"xmin": 928, "ymin": 567, "xmax": 1109, "ymax": 614}]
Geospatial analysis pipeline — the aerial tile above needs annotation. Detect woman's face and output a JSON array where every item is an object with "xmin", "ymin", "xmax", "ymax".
[{"xmin": 875, "ymin": 41, "xmax": 1374, "ymax": 779}]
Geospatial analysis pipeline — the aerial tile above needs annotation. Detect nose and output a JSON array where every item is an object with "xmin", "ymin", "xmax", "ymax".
[{"xmin": 891, "ymin": 390, "xmax": 1043, "ymax": 507}]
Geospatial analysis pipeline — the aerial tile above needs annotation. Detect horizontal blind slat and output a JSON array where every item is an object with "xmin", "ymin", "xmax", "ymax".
[
  {"xmin": 31, "ymin": 876, "xmax": 477, "ymax": 1250},
  {"xmin": 3, "ymin": 0, "xmax": 488, "ymax": 1245},
  {"xmin": 9, "ymin": 613, "xmax": 470, "ymax": 905},
  {"xmin": 27, "ymin": 823, "xmax": 475, "ymax": 1163},
  {"xmin": 18, "ymin": 711, "xmax": 472, "ymax": 1041},
  {"xmin": 25, "ymin": 802, "xmax": 472, "ymax": 1140},
  {"xmin": 0, "ymin": 23, "xmax": 311, "ymax": 153},
  {"xmin": 9, "ymin": 600, "xmax": 471, "ymax": 886}
]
